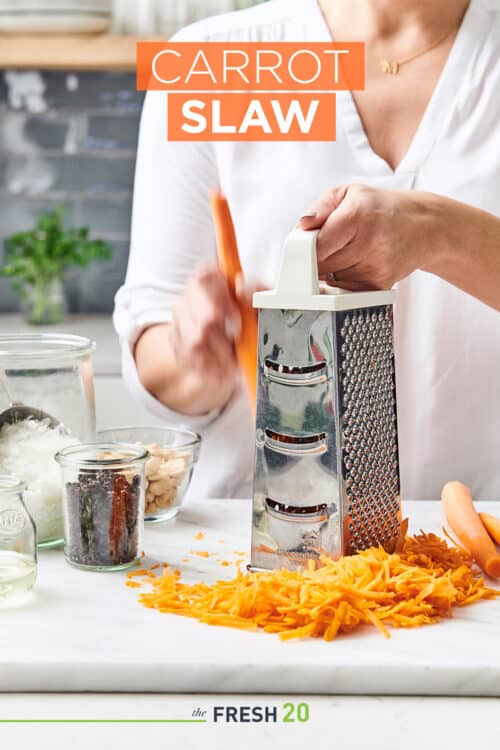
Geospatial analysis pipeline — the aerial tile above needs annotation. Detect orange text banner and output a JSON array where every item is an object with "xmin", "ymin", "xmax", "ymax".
[
  {"xmin": 167, "ymin": 92, "xmax": 337, "ymax": 142},
  {"xmin": 137, "ymin": 42, "xmax": 365, "ymax": 92}
]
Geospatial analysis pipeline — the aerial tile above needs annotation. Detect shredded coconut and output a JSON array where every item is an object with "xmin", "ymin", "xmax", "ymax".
[{"xmin": 0, "ymin": 419, "xmax": 77, "ymax": 543}]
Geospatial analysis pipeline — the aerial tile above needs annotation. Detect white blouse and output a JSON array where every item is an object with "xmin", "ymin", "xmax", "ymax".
[{"xmin": 114, "ymin": 0, "xmax": 500, "ymax": 501}]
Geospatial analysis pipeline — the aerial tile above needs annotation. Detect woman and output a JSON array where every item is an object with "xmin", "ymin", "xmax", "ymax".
[{"xmin": 114, "ymin": 0, "xmax": 500, "ymax": 501}]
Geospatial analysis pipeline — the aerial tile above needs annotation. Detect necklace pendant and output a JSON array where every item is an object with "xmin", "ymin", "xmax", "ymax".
[{"xmin": 381, "ymin": 60, "xmax": 399, "ymax": 74}]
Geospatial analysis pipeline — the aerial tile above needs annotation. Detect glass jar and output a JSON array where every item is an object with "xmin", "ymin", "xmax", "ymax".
[
  {"xmin": 21, "ymin": 278, "xmax": 67, "ymax": 326},
  {"xmin": 0, "ymin": 334, "xmax": 96, "ymax": 548},
  {"xmin": 0, "ymin": 476, "xmax": 37, "ymax": 606},
  {"xmin": 97, "ymin": 426, "xmax": 201, "ymax": 523},
  {"xmin": 55, "ymin": 443, "xmax": 148, "ymax": 572}
]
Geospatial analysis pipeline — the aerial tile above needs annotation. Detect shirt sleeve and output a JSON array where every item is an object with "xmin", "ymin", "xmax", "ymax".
[{"xmin": 113, "ymin": 83, "xmax": 225, "ymax": 428}]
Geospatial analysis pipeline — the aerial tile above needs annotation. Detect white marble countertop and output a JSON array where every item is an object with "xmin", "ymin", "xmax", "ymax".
[
  {"xmin": 1, "ymin": 499, "xmax": 499, "ymax": 696},
  {"xmin": 0, "ymin": 314, "xmax": 119, "ymax": 376}
]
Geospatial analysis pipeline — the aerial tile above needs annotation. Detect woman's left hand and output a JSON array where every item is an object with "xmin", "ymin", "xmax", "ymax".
[{"xmin": 298, "ymin": 184, "xmax": 434, "ymax": 291}]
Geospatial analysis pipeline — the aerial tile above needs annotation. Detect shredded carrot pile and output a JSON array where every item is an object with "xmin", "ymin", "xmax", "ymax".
[{"xmin": 137, "ymin": 532, "xmax": 499, "ymax": 641}]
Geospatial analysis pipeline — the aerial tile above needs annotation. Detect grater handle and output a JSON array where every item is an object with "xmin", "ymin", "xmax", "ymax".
[
  {"xmin": 275, "ymin": 230, "xmax": 320, "ymax": 297},
  {"xmin": 253, "ymin": 230, "xmax": 396, "ymax": 310},
  {"xmin": 278, "ymin": 230, "xmax": 350, "ymax": 297}
]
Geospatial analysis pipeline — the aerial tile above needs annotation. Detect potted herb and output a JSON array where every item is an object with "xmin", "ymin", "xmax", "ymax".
[{"xmin": 1, "ymin": 208, "xmax": 112, "ymax": 325}]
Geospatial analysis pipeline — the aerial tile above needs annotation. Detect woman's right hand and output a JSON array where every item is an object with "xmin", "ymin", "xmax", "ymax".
[
  {"xmin": 135, "ymin": 264, "xmax": 253, "ymax": 416},
  {"xmin": 170, "ymin": 264, "xmax": 241, "ymax": 405}
]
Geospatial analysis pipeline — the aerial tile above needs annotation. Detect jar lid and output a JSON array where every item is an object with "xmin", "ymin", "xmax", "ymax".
[
  {"xmin": 0, "ymin": 334, "xmax": 95, "ymax": 363},
  {"xmin": 55, "ymin": 442, "xmax": 149, "ymax": 468}
]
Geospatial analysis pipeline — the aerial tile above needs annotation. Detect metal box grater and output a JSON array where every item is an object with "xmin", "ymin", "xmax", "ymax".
[{"xmin": 250, "ymin": 230, "xmax": 401, "ymax": 571}]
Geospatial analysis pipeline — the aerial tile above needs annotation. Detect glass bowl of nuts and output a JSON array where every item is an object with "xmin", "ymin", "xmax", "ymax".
[{"xmin": 96, "ymin": 426, "xmax": 201, "ymax": 523}]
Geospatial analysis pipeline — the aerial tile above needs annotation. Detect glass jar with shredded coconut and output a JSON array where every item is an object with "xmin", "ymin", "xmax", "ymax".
[{"xmin": 0, "ymin": 334, "xmax": 96, "ymax": 547}]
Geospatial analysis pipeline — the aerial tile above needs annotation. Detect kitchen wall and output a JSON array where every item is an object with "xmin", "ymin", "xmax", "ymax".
[{"xmin": 0, "ymin": 70, "xmax": 144, "ymax": 314}]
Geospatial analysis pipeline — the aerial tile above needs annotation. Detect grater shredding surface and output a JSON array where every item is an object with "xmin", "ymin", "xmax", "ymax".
[{"xmin": 337, "ymin": 306, "xmax": 401, "ymax": 554}]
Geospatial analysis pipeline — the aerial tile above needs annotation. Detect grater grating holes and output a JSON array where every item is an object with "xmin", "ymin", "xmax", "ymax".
[{"xmin": 338, "ymin": 306, "xmax": 401, "ymax": 554}]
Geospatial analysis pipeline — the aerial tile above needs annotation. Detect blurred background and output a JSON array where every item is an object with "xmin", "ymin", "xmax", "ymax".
[
  {"xmin": 0, "ymin": 0, "xmax": 264, "ymax": 430},
  {"xmin": 0, "ymin": 0, "xmax": 264, "ymax": 316}
]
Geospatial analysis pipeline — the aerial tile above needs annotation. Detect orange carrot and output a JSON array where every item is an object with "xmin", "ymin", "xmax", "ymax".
[
  {"xmin": 441, "ymin": 481, "xmax": 500, "ymax": 578},
  {"xmin": 210, "ymin": 192, "xmax": 258, "ymax": 411},
  {"xmin": 479, "ymin": 512, "xmax": 500, "ymax": 545}
]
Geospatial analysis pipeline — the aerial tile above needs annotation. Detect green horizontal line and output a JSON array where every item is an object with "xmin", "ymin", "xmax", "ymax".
[{"xmin": 0, "ymin": 720, "xmax": 207, "ymax": 724}]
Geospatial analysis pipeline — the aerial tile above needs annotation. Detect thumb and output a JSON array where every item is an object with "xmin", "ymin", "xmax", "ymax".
[{"xmin": 297, "ymin": 185, "xmax": 349, "ymax": 230}]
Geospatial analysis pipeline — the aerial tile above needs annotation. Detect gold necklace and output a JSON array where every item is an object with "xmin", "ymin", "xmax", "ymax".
[{"xmin": 380, "ymin": 28, "xmax": 454, "ymax": 74}]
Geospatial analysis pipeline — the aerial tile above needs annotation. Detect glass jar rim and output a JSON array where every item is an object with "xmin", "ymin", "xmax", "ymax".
[
  {"xmin": 55, "ymin": 442, "xmax": 149, "ymax": 468},
  {"xmin": 96, "ymin": 425, "xmax": 202, "ymax": 450},
  {"xmin": 0, "ymin": 334, "xmax": 95, "ymax": 363},
  {"xmin": 0, "ymin": 475, "xmax": 27, "ymax": 494}
]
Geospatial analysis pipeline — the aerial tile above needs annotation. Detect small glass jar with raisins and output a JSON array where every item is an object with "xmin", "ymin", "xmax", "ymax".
[{"xmin": 55, "ymin": 443, "xmax": 148, "ymax": 571}]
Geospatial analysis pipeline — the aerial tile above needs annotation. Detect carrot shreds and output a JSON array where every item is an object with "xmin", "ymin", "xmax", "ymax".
[
  {"xmin": 127, "ymin": 569, "xmax": 147, "ymax": 578},
  {"xmin": 190, "ymin": 550, "xmax": 210, "ymax": 558},
  {"xmin": 150, "ymin": 563, "xmax": 160, "ymax": 571},
  {"xmin": 194, "ymin": 532, "xmax": 204, "ymax": 540},
  {"xmin": 126, "ymin": 581, "xmax": 142, "ymax": 588},
  {"xmin": 137, "ymin": 532, "xmax": 499, "ymax": 642}
]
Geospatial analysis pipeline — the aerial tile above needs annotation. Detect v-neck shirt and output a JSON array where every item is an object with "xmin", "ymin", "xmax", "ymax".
[
  {"xmin": 307, "ymin": 0, "xmax": 487, "ymax": 179},
  {"xmin": 114, "ymin": 0, "xmax": 500, "ymax": 501}
]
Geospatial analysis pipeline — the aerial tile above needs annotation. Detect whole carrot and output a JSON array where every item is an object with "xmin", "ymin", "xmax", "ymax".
[
  {"xmin": 441, "ymin": 481, "xmax": 500, "ymax": 579},
  {"xmin": 479, "ymin": 512, "xmax": 500, "ymax": 546},
  {"xmin": 210, "ymin": 192, "xmax": 258, "ymax": 412}
]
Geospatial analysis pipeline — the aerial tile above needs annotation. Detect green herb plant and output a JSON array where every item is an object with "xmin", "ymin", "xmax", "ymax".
[{"xmin": 1, "ymin": 207, "xmax": 112, "ymax": 324}]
